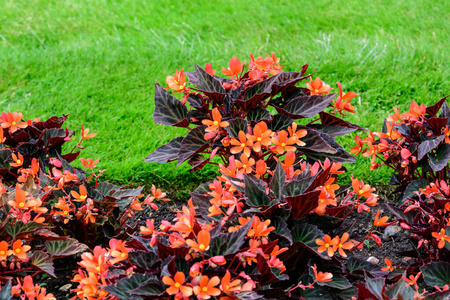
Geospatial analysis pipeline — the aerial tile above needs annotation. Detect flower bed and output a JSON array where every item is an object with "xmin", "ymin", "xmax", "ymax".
[{"xmin": 1, "ymin": 53, "xmax": 450, "ymax": 299}]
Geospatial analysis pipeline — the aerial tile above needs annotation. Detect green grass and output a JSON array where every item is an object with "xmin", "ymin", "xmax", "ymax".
[{"xmin": 1, "ymin": 0, "xmax": 450, "ymax": 192}]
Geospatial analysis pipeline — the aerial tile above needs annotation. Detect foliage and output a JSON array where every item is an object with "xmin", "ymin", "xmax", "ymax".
[{"xmin": 145, "ymin": 53, "xmax": 364, "ymax": 172}]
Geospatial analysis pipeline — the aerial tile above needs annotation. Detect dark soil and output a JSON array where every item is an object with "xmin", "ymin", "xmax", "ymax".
[{"xmin": 37, "ymin": 256, "xmax": 78, "ymax": 299}]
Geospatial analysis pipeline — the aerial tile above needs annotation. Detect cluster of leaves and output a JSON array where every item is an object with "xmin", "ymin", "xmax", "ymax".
[
  {"xmin": 353, "ymin": 97, "xmax": 450, "ymax": 298},
  {"xmin": 0, "ymin": 113, "xmax": 157, "ymax": 299},
  {"xmin": 145, "ymin": 53, "xmax": 365, "ymax": 172}
]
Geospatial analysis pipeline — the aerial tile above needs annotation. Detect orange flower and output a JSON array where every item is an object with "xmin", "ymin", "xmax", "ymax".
[
  {"xmin": 79, "ymin": 247, "xmax": 108, "ymax": 274},
  {"xmin": 54, "ymin": 197, "xmax": 71, "ymax": 223},
  {"xmin": 222, "ymin": 57, "xmax": 244, "ymax": 78},
  {"xmin": 0, "ymin": 112, "xmax": 28, "ymax": 133},
  {"xmin": 220, "ymin": 270, "xmax": 241, "ymax": 294},
  {"xmin": 352, "ymin": 177, "xmax": 376, "ymax": 199},
  {"xmin": 71, "ymin": 185, "xmax": 88, "ymax": 202},
  {"xmin": 12, "ymin": 240, "xmax": 31, "ymax": 260},
  {"xmin": 140, "ymin": 219, "xmax": 155, "ymax": 235},
  {"xmin": 311, "ymin": 264, "xmax": 333, "ymax": 283},
  {"xmin": 202, "ymin": 108, "xmax": 229, "ymax": 132},
  {"xmin": 205, "ymin": 63, "xmax": 216, "ymax": 75},
  {"xmin": 271, "ymin": 130, "xmax": 297, "ymax": 154},
  {"xmin": 8, "ymin": 186, "xmax": 37, "ymax": 210},
  {"xmin": 0, "ymin": 241, "xmax": 12, "ymax": 260},
  {"xmin": 350, "ymin": 136, "xmax": 364, "ymax": 155},
  {"xmin": 315, "ymin": 234, "xmax": 338, "ymax": 257},
  {"xmin": 373, "ymin": 210, "xmax": 389, "ymax": 227},
  {"xmin": 306, "ymin": 77, "xmax": 333, "ymax": 95},
  {"xmin": 444, "ymin": 126, "xmax": 450, "ymax": 144},
  {"xmin": 248, "ymin": 217, "xmax": 275, "ymax": 239},
  {"xmin": 381, "ymin": 258, "xmax": 394, "ymax": 272},
  {"xmin": 80, "ymin": 157, "xmax": 100, "ymax": 169},
  {"xmin": 166, "ymin": 69, "xmax": 187, "ymax": 92},
  {"xmin": 335, "ymin": 233, "xmax": 353, "ymax": 257},
  {"xmin": 162, "ymin": 271, "xmax": 193, "ymax": 296},
  {"xmin": 108, "ymin": 239, "xmax": 131, "ymax": 265},
  {"xmin": 248, "ymin": 122, "xmax": 272, "ymax": 152},
  {"xmin": 230, "ymin": 131, "xmax": 253, "ymax": 156},
  {"xmin": 186, "ymin": 229, "xmax": 210, "ymax": 252},
  {"xmin": 81, "ymin": 125, "xmax": 97, "ymax": 139},
  {"xmin": 432, "ymin": 229, "xmax": 450, "ymax": 249},
  {"xmin": 403, "ymin": 272, "xmax": 421, "ymax": 290},
  {"xmin": 235, "ymin": 154, "xmax": 255, "ymax": 174},
  {"xmin": 193, "ymin": 275, "xmax": 221, "ymax": 299},
  {"xmin": 288, "ymin": 122, "xmax": 307, "ymax": 146},
  {"xmin": 10, "ymin": 153, "xmax": 24, "ymax": 168},
  {"xmin": 332, "ymin": 82, "xmax": 358, "ymax": 114},
  {"xmin": 255, "ymin": 159, "xmax": 267, "ymax": 178},
  {"xmin": 0, "ymin": 129, "xmax": 4, "ymax": 143},
  {"xmin": 373, "ymin": 122, "xmax": 401, "ymax": 140}
]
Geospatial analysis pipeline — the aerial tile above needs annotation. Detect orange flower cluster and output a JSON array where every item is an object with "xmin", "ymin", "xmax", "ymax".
[{"xmin": 12, "ymin": 276, "xmax": 55, "ymax": 300}]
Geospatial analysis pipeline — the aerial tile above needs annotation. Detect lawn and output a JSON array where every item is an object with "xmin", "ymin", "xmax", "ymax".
[{"xmin": 1, "ymin": 0, "xmax": 450, "ymax": 193}]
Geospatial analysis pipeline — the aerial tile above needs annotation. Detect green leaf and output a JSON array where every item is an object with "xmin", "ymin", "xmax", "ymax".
[
  {"xmin": 428, "ymin": 143, "xmax": 450, "ymax": 171},
  {"xmin": 275, "ymin": 93, "xmax": 336, "ymax": 119},
  {"xmin": 347, "ymin": 257, "xmax": 387, "ymax": 277},
  {"xmin": 319, "ymin": 111, "xmax": 366, "ymax": 131},
  {"xmin": 300, "ymin": 127, "xmax": 337, "ymax": 154},
  {"xmin": 385, "ymin": 278, "xmax": 415, "ymax": 300},
  {"xmin": 244, "ymin": 175, "xmax": 272, "ymax": 207},
  {"xmin": 232, "ymin": 291, "xmax": 263, "ymax": 299},
  {"xmin": 103, "ymin": 274, "xmax": 151, "ymax": 299},
  {"xmin": 128, "ymin": 251, "xmax": 159, "ymax": 270},
  {"xmin": 194, "ymin": 63, "xmax": 226, "ymax": 95},
  {"xmin": 31, "ymin": 251, "xmax": 55, "ymax": 277},
  {"xmin": 421, "ymin": 262, "xmax": 450, "ymax": 288},
  {"xmin": 364, "ymin": 275, "xmax": 385, "ymax": 299},
  {"xmin": 303, "ymin": 132, "xmax": 356, "ymax": 163},
  {"xmin": 308, "ymin": 124, "xmax": 357, "ymax": 137},
  {"xmin": 282, "ymin": 176, "xmax": 314, "ymax": 197},
  {"xmin": 144, "ymin": 136, "xmax": 183, "ymax": 164},
  {"xmin": 291, "ymin": 223, "xmax": 328, "ymax": 259},
  {"xmin": 207, "ymin": 217, "xmax": 252, "ymax": 256},
  {"xmin": 177, "ymin": 125, "xmax": 209, "ymax": 165},
  {"xmin": 418, "ymin": 135, "xmax": 445, "ymax": 160},
  {"xmin": 269, "ymin": 161, "xmax": 285, "ymax": 199},
  {"xmin": 0, "ymin": 280, "xmax": 12, "ymax": 300},
  {"xmin": 153, "ymin": 83, "xmax": 189, "ymax": 127},
  {"xmin": 45, "ymin": 238, "xmax": 89, "ymax": 259},
  {"xmin": 226, "ymin": 118, "xmax": 248, "ymax": 138},
  {"xmin": 271, "ymin": 217, "xmax": 292, "ymax": 245},
  {"xmin": 247, "ymin": 107, "xmax": 272, "ymax": 124},
  {"xmin": 423, "ymin": 290, "xmax": 450, "ymax": 300},
  {"xmin": 129, "ymin": 276, "xmax": 165, "ymax": 296},
  {"xmin": 5, "ymin": 222, "xmax": 50, "ymax": 239},
  {"xmin": 267, "ymin": 114, "xmax": 293, "ymax": 131},
  {"xmin": 307, "ymin": 259, "xmax": 352, "ymax": 290},
  {"xmin": 401, "ymin": 178, "xmax": 427, "ymax": 203}
]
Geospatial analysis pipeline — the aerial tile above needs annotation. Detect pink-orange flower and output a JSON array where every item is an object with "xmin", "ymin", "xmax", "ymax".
[
  {"xmin": 186, "ymin": 229, "xmax": 210, "ymax": 252},
  {"xmin": 0, "ymin": 241, "xmax": 12, "ymax": 260},
  {"xmin": 0, "ymin": 112, "xmax": 28, "ymax": 133},
  {"xmin": 202, "ymin": 108, "xmax": 229, "ymax": 132},
  {"xmin": 306, "ymin": 77, "xmax": 333, "ymax": 95},
  {"xmin": 352, "ymin": 177, "xmax": 376, "ymax": 199},
  {"xmin": 12, "ymin": 240, "xmax": 31, "ymax": 260},
  {"xmin": 140, "ymin": 219, "xmax": 155, "ymax": 235},
  {"xmin": 222, "ymin": 57, "xmax": 244, "ymax": 78},
  {"xmin": 193, "ymin": 275, "xmax": 221, "ymax": 299},
  {"xmin": 80, "ymin": 157, "xmax": 100, "ymax": 169},
  {"xmin": 230, "ymin": 131, "xmax": 253, "ymax": 156},
  {"xmin": 205, "ymin": 63, "xmax": 216, "ymax": 75},
  {"xmin": 311, "ymin": 264, "xmax": 333, "ymax": 283},
  {"xmin": 81, "ymin": 125, "xmax": 97, "ymax": 139},
  {"xmin": 108, "ymin": 239, "xmax": 131, "ymax": 265},
  {"xmin": 166, "ymin": 69, "xmax": 187, "ymax": 92},
  {"xmin": 381, "ymin": 258, "xmax": 394, "ymax": 272},
  {"xmin": 8, "ymin": 186, "xmax": 38, "ymax": 210},
  {"xmin": 220, "ymin": 270, "xmax": 241, "ymax": 295},
  {"xmin": 332, "ymin": 82, "xmax": 358, "ymax": 114},
  {"xmin": 373, "ymin": 210, "xmax": 389, "ymax": 227},
  {"xmin": 248, "ymin": 122, "xmax": 272, "ymax": 152},
  {"xmin": 288, "ymin": 122, "xmax": 307, "ymax": 146},
  {"xmin": 335, "ymin": 233, "xmax": 354, "ymax": 257},
  {"xmin": 162, "ymin": 271, "xmax": 193, "ymax": 296},
  {"xmin": 403, "ymin": 272, "xmax": 421, "ymax": 290},
  {"xmin": 235, "ymin": 154, "xmax": 255, "ymax": 174}
]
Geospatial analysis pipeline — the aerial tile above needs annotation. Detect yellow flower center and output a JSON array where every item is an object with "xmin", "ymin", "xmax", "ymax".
[
  {"xmin": 325, "ymin": 243, "xmax": 329, "ymax": 248},
  {"xmin": 19, "ymin": 202, "xmax": 25, "ymax": 207},
  {"xmin": 175, "ymin": 282, "xmax": 180, "ymax": 288},
  {"xmin": 15, "ymin": 248, "xmax": 20, "ymax": 253},
  {"xmin": 213, "ymin": 121, "xmax": 219, "ymax": 126},
  {"xmin": 0, "ymin": 251, "xmax": 5, "ymax": 255},
  {"xmin": 339, "ymin": 243, "xmax": 343, "ymax": 248},
  {"xmin": 326, "ymin": 185, "xmax": 330, "ymax": 189},
  {"xmin": 257, "ymin": 137, "xmax": 261, "ymax": 142},
  {"xmin": 80, "ymin": 195, "xmax": 87, "ymax": 200},
  {"xmin": 17, "ymin": 160, "xmax": 21, "ymax": 164},
  {"xmin": 96, "ymin": 266, "xmax": 101, "ymax": 271},
  {"xmin": 281, "ymin": 143, "xmax": 286, "ymax": 147},
  {"xmin": 12, "ymin": 122, "xmax": 16, "ymax": 126},
  {"xmin": 199, "ymin": 244, "xmax": 205, "ymax": 250},
  {"xmin": 202, "ymin": 287, "xmax": 208, "ymax": 292},
  {"xmin": 64, "ymin": 211, "xmax": 68, "ymax": 215},
  {"xmin": 359, "ymin": 190, "xmax": 364, "ymax": 195},
  {"xmin": 243, "ymin": 164, "xmax": 247, "ymax": 168},
  {"xmin": 314, "ymin": 89, "xmax": 319, "ymax": 93},
  {"xmin": 121, "ymin": 253, "xmax": 126, "ymax": 258},
  {"xmin": 441, "ymin": 237, "xmax": 445, "ymax": 241}
]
